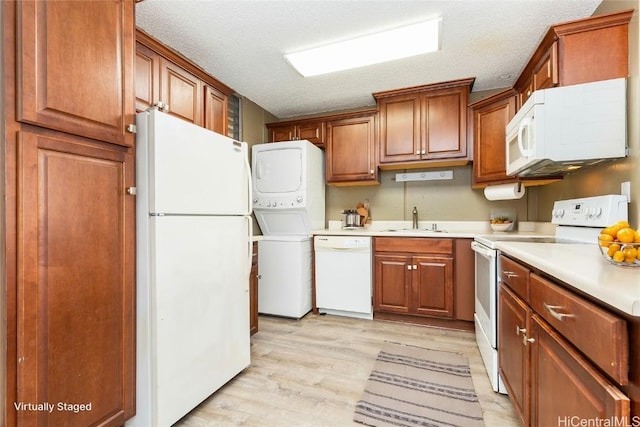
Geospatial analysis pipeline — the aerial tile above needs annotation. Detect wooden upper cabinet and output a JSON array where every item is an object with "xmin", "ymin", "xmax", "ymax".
[
  {"xmin": 470, "ymin": 89, "xmax": 518, "ymax": 186},
  {"xmin": 514, "ymin": 10, "xmax": 632, "ymax": 107},
  {"xmin": 376, "ymin": 95, "xmax": 421, "ymax": 163},
  {"xmin": 160, "ymin": 59, "xmax": 203, "ymax": 126},
  {"xmin": 375, "ymin": 78, "xmax": 473, "ymax": 168},
  {"xmin": 325, "ymin": 112, "xmax": 378, "ymax": 185},
  {"xmin": 16, "ymin": 0, "xmax": 134, "ymax": 147},
  {"xmin": 135, "ymin": 30, "xmax": 233, "ymax": 133},
  {"xmin": 204, "ymin": 85, "xmax": 228, "ymax": 135},
  {"xmin": 135, "ymin": 42, "xmax": 160, "ymax": 113},
  {"xmin": 267, "ymin": 120, "xmax": 325, "ymax": 147}
]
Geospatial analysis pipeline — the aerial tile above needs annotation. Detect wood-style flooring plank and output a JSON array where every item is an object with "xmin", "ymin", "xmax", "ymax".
[{"xmin": 175, "ymin": 314, "xmax": 519, "ymax": 426}]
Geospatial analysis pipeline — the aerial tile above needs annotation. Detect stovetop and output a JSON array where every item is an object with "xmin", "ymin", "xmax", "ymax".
[{"xmin": 474, "ymin": 194, "xmax": 628, "ymax": 250}]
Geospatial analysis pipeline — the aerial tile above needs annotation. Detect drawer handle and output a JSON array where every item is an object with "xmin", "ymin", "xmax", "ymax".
[
  {"xmin": 543, "ymin": 303, "xmax": 575, "ymax": 321},
  {"xmin": 503, "ymin": 271, "xmax": 518, "ymax": 278}
]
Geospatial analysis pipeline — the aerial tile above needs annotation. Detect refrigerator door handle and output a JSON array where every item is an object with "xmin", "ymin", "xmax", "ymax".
[
  {"xmin": 246, "ymin": 216, "xmax": 253, "ymax": 277},
  {"xmin": 244, "ymin": 147, "xmax": 253, "ymax": 215}
]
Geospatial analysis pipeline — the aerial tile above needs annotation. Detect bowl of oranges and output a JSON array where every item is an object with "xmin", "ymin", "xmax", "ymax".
[{"xmin": 598, "ymin": 221, "xmax": 640, "ymax": 267}]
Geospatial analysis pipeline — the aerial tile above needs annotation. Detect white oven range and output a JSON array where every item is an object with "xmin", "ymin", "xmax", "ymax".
[{"xmin": 472, "ymin": 195, "xmax": 628, "ymax": 394}]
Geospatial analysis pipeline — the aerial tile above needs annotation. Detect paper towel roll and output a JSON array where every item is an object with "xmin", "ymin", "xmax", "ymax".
[{"xmin": 484, "ymin": 183, "xmax": 525, "ymax": 201}]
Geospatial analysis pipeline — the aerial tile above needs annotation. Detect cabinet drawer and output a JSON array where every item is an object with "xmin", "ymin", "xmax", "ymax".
[
  {"xmin": 499, "ymin": 256, "xmax": 529, "ymax": 301},
  {"xmin": 374, "ymin": 237, "xmax": 453, "ymax": 254},
  {"xmin": 530, "ymin": 273, "xmax": 628, "ymax": 385}
]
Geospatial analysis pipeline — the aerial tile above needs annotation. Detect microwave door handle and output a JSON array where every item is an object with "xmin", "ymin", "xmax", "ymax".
[{"xmin": 517, "ymin": 117, "xmax": 531, "ymax": 157}]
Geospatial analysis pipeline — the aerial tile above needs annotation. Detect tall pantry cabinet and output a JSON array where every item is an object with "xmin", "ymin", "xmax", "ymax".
[{"xmin": 2, "ymin": 1, "xmax": 136, "ymax": 426}]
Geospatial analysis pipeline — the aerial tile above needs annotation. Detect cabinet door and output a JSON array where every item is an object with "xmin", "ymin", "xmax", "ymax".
[
  {"xmin": 378, "ymin": 95, "xmax": 421, "ymax": 163},
  {"xmin": 269, "ymin": 125, "xmax": 297, "ymax": 142},
  {"xmin": 498, "ymin": 284, "xmax": 531, "ymax": 426},
  {"xmin": 17, "ymin": 0, "xmax": 134, "ymax": 147},
  {"xmin": 533, "ymin": 42, "xmax": 558, "ymax": 91},
  {"xmin": 297, "ymin": 122, "xmax": 325, "ymax": 147},
  {"xmin": 531, "ymin": 316, "xmax": 630, "ymax": 426},
  {"xmin": 160, "ymin": 58, "xmax": 203, "ymax": 126},
  {"xmin": 413, "ymin": 255, "xmax": 454, "ymax": 318},
  {"xmin": 17, "ymin": 131, "xmax": 135, "ymax": 426},
  {"xmin": 135, "ymin": 42, "xmax": 160, "ymax": 113},
  {"xmin": 421, "ymin": 89, "xmax": 467, "ymax": 159},
  {"xmin": 374, "ymin": 255, "xmax": 411, "ymax": 313},
  {"xmin": 326, "ymin": 114, "xmax": 378, "ymax": 184},
  {"xmin": 472, "ymin": 94, "xmax": 517, "ymax": 185},
  {"xmin": 204, "ymin": 85, "xmax": 228, "ymax": 135}
]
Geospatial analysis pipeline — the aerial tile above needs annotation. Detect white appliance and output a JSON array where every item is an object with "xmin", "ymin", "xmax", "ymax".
[
  {"xmin": 252, "ymin": 140, "xmax": 325, "ymax": 318},
  {"xmin": 314, "ymin": 236, "xmax": 373, "ymax": 319},
  {"xmin": 258, "ymin": 236, "xmax": 313, "ymax": 318},
  {"xmin": 129, "ymin": 109, "xmax": 252, "ymax": 427},
  {"xmin": 472, "ymin": 195, "xmax": 628, "ymax": 394},
  {"xmin": 252, "ymin": 140, "xmax": 325, "ymax": 235},
  {"xmin": 506, "ymin": 78, "xmax": 627, "ymax": 178}
]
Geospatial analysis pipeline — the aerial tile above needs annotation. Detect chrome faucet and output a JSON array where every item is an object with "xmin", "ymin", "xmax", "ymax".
[{"xmin": 412, "ymin": 206, "xmax": 418, "ymax": 229}]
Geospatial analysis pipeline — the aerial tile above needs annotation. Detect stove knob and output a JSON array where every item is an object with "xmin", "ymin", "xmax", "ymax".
[
  {"xmin": 593, "ymin": 207, "xmax": 602, "ymax": 218},
  {"xmin": 296, "ymin": 196, "xmax": 303, "ymax": 203}
]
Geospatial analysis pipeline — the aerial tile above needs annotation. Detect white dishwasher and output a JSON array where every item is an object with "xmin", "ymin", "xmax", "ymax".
[{"xmin": 314, "ymin": 235, "xmax": 372, "ymax": 319}]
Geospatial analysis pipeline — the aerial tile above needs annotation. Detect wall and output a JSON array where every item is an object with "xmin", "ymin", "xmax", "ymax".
[
  {"xmin": 242, "ymin": 0, "xmax": 639, "ymax": 229},
  {"xmin": 533, "ymin": 0, "xmax": 640, "ymax": 226},
  {"xmin": 326, "ymin": 167, "xmax": 528, "ymax": 224}
]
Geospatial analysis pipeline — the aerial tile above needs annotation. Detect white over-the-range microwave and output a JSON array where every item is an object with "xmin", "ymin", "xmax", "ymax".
[{"xmin": 505, "ymin": 78, "xmax": 627, "ymax": 178}]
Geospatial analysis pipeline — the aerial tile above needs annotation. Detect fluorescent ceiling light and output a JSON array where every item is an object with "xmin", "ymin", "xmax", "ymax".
[{"xmin": 285, "ymin": 18, "xmax": 442, "ymax": 77}]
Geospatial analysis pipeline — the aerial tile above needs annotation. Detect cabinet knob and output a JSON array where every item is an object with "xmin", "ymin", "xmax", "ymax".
[
  {"xmin": 370, "ymin": 170, "xmax": 375, "ymax": 175},
  {"xmin": 407, "ymin": 265, "xmax": 412, "ymax": 270},
  {"xmin": 126, "ymin": 124, "xmax": 137, "ymax": 133},
  {"xmin": 126, "ymin": 187, "xmax": 137, "ymax": 196},
  {"xmin": 522, "ymin": 335, "xmax": 535, "ymax": 346},
  {"xmin": 516, "ymin": 326, "xmax": 526, "ymax": 336}
]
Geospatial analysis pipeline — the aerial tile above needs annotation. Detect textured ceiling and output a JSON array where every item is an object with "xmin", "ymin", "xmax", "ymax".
[{"xmin": 136, "ymin": 0, "xmax": 603, "ymax": 119}]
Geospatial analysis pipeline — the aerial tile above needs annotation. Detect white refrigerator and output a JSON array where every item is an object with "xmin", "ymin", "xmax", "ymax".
[{"xmin": 128, "ymin": 109, "xmax": 252, "ymax": 427}]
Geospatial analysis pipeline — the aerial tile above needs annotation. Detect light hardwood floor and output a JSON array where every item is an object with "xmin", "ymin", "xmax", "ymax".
[{"xmin": 175, "ymin": 314, "xmax": 519, "ymax": 426}]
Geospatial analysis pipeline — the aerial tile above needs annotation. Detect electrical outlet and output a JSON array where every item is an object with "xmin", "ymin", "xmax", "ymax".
[{"xmin": 621, "ymin": 181, "xmax": 631, "ymax": 203}]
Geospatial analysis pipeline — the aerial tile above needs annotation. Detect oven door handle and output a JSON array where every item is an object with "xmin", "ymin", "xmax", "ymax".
[{"xmin": 471, "ymin": 241, "xmax": 496, "ymax": 258}]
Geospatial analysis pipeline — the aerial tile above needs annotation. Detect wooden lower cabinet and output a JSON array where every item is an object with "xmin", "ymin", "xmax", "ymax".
[
  {"xmin": 498, "ymin": 255, "xmax": 630, "ymax": 426},
  {"xmin": 16, "ymin": 130, "xmax": 136, "ymax": 426},
  {"xmin": 250, "ymin": 242, "xmax": 259, "ymax": 335},
  {"xmin": 374, "ymin": 238, "xmax": 454, "ymax": 320},
  {"xmin": 531, "ymin": 316, "xmax": 630, "ymax": 426},
  {"xmin": 498, "ymin": 284, "xmax": 531, "ymax": 426}
]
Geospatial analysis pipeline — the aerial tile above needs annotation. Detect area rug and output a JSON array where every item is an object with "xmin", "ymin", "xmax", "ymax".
[{"xmin": 354, "ymin": 342, "xmax": 485, "ymax": 427}]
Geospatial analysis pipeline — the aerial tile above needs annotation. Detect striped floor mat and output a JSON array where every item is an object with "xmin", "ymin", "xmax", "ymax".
[{"xmin": 354, "ymin": 342, "xmax": 485, "ymax": 427}]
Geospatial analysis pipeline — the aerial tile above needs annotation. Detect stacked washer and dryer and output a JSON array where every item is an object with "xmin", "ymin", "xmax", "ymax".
[{"xmin": 251, "ymin": 140, "xmax": 325, "ymax": 318}]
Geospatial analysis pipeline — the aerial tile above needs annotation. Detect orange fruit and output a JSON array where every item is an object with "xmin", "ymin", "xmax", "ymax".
[
  {"xmin": 601, "ymin": 225, "xmax": 621, "ymax": 238},
  {"xmin": 616, "ymin": 220, "xmax": 631, "ymax": 229},
  {"xmin": 612, "ymin": 250, "xmax": 625, "ymax": 263},
  {"xmin": 607, "ymin": 243, "xmax": 621, "ymax": 257},
  {"xmin": 623, "ymin": 246, "xmax": 637, "ymax": 263},
  {"xmin": 616, "ymin": 227, "xmax": 636, "ymax": 244},
  {"xmin": 634, "ymin": 230, "xmax": 640, "ymax": 243},
  {"xmin": 599, "ymin": 234, "xmax": 614, "ymax": 247}
]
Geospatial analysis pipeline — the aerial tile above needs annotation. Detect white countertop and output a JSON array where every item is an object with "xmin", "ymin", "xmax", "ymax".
[
  {"xmin": 312, "ymin": 220, "xmax": 555, "ymax": 239},
  {"xmin": 495, "ymin": 241, "xmax": 640, "ymax": 317}
]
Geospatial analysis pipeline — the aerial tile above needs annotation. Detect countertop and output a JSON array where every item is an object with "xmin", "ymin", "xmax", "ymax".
[
  {"xmin": 312, "ymin": 220, "xmax": 555, "ymax": 239},
  {"xmin": 495, "ymin": 241, "xmax": 640, "ymax": 317}
]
